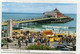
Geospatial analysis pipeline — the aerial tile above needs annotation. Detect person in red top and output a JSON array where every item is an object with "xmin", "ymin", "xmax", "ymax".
[{"xmin": 38, "ymin": 41, "xmax": 40, "ymax": 45}]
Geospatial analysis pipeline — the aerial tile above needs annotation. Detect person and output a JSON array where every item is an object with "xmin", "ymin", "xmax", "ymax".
[
  {"xmin": 42, "ymin": 38, "xmax": 44, "ymax": 43},
  {"xmin": 44, "ymin": 38, "xmax": 47, "ymax": 43},
  {"xmin": 60, "ymin": 38, "xmax": 62, "ymax": 44},
  {"xmin": 30, "ymin": 37, "xmax": 32, "ymax": 43},
  {"xmin": 62, "ymin": 36, "xmax": 64, "ymax": 43},
  {"xmin": 18, "ymin": 39, "xmax": 21, "ymax": 48},
  {"xmin": 66, "ymin": 36, "xmax": 68, "ymax": 43},
  {"xmin": 47, "ymin": 40, "xmax": 50, "ymax": 46},
  {"xmin": 25, "ymin": 38, "xmax": 28, "ymax": 46},
  {"xmin": 7, "ymin": 43, "xmax": 9, "ymax": 49},
  {"xmin": 38, "ymin": 41, "xmax": 40, "ymax": 45},
  {"xmin": 45, "ymin": 42, "xmax": 47, "ymax": 46},
  {"xmin": 29, "ymin": 37, "xmax": 31, "ymax": 43},
  {"xmin": 22, "ymin": 37, "xmax": 24, "ymax": 43},
  {"xmin": 32, "ymin": 37, "xmax": 35, "ymax": 43}
]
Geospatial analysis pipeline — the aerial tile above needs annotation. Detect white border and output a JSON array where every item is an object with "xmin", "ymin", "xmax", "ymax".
[
  {"xmin": 77, "ymin": 1, "xmax": 80, "ymax": 54},
  {"xmin": 0, "ymin": 0, "xmax": 79, "ymax": 54},
  {"xmin": 0, "ymin": 1, "xmax": 2, "ymax": 54},
  {"xmin": 0, "ymin": 0, "xmax": 78, "ymax": 3}
]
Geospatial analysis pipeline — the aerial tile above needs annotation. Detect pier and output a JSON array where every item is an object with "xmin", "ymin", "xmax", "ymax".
[{"xmin": 2, "ymin": 16, "xmax": 73, "ymax": 26}]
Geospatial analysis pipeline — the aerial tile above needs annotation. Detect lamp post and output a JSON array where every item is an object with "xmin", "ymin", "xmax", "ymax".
[{"xmin": 7, "ymin": 19, "xmax": 12, "ymax": 39}]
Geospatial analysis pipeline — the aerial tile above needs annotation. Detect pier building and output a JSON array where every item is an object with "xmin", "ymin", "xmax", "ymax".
[{"xmin": 43, "ymin": 8, "xmax": 63, "ymax": 18}]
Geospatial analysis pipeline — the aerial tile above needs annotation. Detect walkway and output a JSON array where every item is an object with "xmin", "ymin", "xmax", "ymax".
[{"xmin": 1, "ymin": 40, "xmax": 58, "ymax": 50}]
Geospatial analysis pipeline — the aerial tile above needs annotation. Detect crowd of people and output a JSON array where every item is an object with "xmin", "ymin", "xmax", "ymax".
[
  {"xmin": 16, "ymin": 31, "xmax": 50, "ymax": 48},
  {"xmin": 1, "ymin": 29, "xmax": 76, "ymax": 49},
  {"xmin": 12, "ymin": 31, "xmax": 76, "ymax": 48},
  {"xmin": 59, "ymin": 35, "xmax": 76, "ymax": 46}
]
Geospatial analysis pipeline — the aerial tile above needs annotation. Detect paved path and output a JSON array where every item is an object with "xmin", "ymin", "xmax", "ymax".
[
  {"xmin": 1, "ymin": 40, "xmax": 76, "ymax": 54},
  {"xmin": 1, "ymin": 40, "xmax": 59, "ymax": 50}
]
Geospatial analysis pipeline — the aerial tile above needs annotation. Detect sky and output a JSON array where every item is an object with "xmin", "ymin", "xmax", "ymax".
[{"xmin": 2, "ymin": 2, "xmax": 77, "ymax": 14}]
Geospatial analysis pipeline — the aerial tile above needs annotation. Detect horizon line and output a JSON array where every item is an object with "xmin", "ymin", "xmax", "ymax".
[{"xmin": 2, "ymin": 12, "xmax": 76, "ymax": 14}]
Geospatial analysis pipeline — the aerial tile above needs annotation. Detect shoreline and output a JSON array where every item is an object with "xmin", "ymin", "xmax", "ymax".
[{"xmin": 21, "ymin": 27, "xmax": 76, "ymax": 36}]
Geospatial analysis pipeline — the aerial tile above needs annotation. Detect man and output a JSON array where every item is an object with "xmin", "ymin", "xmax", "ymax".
[
  {"xmin": 47, "ymin": 40, "xmax": 50, "ymax": 46},
  {"xmin": 7, "ymin": 43, "xmax": 8, "ymax": 49},
  {"xmin": 22, "ymin": 37, "xmax": 24, "ymax": 43},
  {"xmin": 25, "ymin": 38, "xmax": 28, "ymax": 46},
  {"xmin": 18, "ymin": 39, "xmax": 21, "ymax": 48}
]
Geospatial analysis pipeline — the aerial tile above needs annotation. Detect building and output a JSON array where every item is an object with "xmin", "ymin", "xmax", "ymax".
[{"xmin": 43, "ymin": 8, "xmax": 62, "ymax": 18}]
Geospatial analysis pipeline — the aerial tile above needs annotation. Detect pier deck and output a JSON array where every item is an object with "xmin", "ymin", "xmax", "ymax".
[{"xmin": 2, "ymin": 17, "xmax": 73, "ymax": 26}]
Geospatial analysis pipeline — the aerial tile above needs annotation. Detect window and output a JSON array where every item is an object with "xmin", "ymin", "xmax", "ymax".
[{"xmin": 58, "ymin": 35, "xmax": 63, "ymax": 37}]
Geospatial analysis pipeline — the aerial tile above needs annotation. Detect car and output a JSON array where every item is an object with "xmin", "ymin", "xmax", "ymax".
[
  {"xmin": 60, "ymin": 48, "xmax": 71, "ymax": 51},
  {"xmin": 63, "ymin": 43, "xmax": 71, "ymax": 46},
  {"xmin": 55, "ymin": 45, "xmax": 67, "ymax": 50},
  {"xmin": 62, "ymin": 43, "xmax": 73, "ymax": 50},
  {"xmin": 55, "ymin": 44, "xmax": 72, "ymax": 51}
]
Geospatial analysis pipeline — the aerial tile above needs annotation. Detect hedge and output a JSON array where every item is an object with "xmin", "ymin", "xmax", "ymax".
[{"xmin": 25, "ymin": 44, "xmax": 56, "ymax": 50}]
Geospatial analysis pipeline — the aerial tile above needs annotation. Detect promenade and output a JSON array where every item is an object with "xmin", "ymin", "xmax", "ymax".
[{"xmin": 1, "ymin": 40, "xmax": 58, "ymax": 50}]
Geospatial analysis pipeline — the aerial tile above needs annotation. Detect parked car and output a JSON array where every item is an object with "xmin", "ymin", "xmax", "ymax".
[
  {"xmin": 60, "ymin": 48, "xmax": 71, "ymax": 51},
  {"xmin": 55, "ymin": 44, "xmax": 72, "ymax": 51},
  {"xmin": 61, "ymin": 43, "xmax": 73, "ymax": 50}
]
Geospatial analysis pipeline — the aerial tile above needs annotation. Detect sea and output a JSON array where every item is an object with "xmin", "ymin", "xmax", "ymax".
[{"xmin": 2, "ymin": 13, "xmax": 76, "ymax": 33}]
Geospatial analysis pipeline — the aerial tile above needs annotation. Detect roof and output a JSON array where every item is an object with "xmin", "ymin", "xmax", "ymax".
[{"xmin": 43, "ymin": 30, "xmax": 53, "ymax": 35}]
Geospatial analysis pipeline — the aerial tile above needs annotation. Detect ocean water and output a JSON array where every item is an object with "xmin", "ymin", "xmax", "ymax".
[
  {"xmin": 2, "ymin": 13, "xmax": 44, "ymax": 21},
  {"xmin": 2, "ymin": 13, "xmax": 76, "ymax": 32}
]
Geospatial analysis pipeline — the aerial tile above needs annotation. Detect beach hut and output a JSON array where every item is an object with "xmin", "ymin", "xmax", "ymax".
[
  {"xmin": 54, "ymin": 33, "xmax": 67, "ymax": 41},
  {"xmin": 43, "ymin": 30, "xmax": 53, "ymax": 36},
  {"xmin": 43, "ymin": 30, "xmax": 54, "ymax": 42}
]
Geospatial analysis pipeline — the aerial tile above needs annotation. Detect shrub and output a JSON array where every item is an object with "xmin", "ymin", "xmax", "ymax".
[
  {"xmin": 1, "ymin": 39, "xmax": 7, "ymax": 45},
  {"xmin": 26, "ymin": 44, "xmax": 56, "ymax": 50},
  {"xmin": 3, "ymin": 38, "xmax": 13, "ymax": 43}
]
